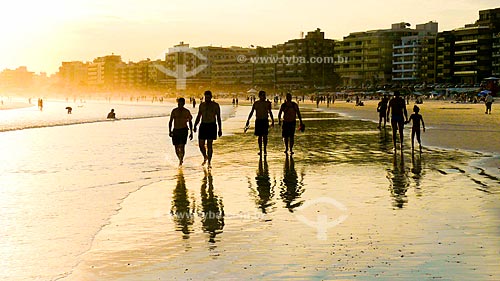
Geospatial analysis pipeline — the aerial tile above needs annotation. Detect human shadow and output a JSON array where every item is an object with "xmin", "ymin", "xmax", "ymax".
[
  {"xmin": 279, "ymin": 155, "xmax": 304, "ymax": 212},
  {"xmin": 170, "ymin": 169, "xmax": 194, "ymax": 238},
  {"xmin": 200, "ymin": 168, "xmax": 225, "ymax": 243},
  {"xmin": 253, "ymin": 156, "xmax": 275, "ymax": 214},
  {"xmin": 387, "ymin": 153, "xmax": 410, "ymax": 208}
]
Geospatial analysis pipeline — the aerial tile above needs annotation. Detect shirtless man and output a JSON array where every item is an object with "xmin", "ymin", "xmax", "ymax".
[
  {"xmin": 278, "ymin": 93, "xmax": 303, "ymax": 154},
  {"xmin": 386, "ymin": 91, "xmax": 408, "ymax": 152},
  {"xmin": 246, "ymin": 90, "xmax": 274, "ymax": 156},
  {"xmin": 194, "ymin": 91, "xmax": 222, "ymax": 167},
  {"xmin": 169, "ymin": 98, "xmax": 193, "ymax": 166}
]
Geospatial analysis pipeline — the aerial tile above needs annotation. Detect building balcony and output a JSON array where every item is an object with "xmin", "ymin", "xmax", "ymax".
[
  {"xmin": 393, "ymin": 60, "xmax": 416, "ymax": 64},
  {"xmin": 493, "ymin": 52, "xmax": 500, "ymax": 57},
  {"xmin": 454, "ymin": 70, "xmax": 477, "ymax": 75},
  {"xmin": 393, "ymin": 69, "xmax": 416, "ymax": 73},
  {"xmin": 455, "ymin": 50, "xmax": 478, "ymax": 55},
  {"xmin": 455, "ymin": 39, "xmax": 478, "ymax": 45},
  {"xmin": 393, "ymin": 52, "xmax": 416, "ymax": 57},
  {"xmin": 454, "ymin": 60, "xmax": 478, "ymax": 66}
]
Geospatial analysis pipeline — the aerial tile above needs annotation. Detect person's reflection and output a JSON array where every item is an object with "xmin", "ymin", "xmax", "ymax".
[
  {"xmin": 387, "ymin": 153, "xmax": 410, "ymax": 208},
  {"xmin": 254, "ymin": 156, "xmax": 274, "ymax": 213},
  {"xmin": 200, "ymin": 168, "xmax": 224, "ymax": 243},
  {"xmin": 171, "ymin": 169, "xmax": 194, "ymax": 238},
  {"xmin": 280, "ymin": 155, "xmax": 304, "ymax": 212},
  {"xmin": 379, "ymin": 126, "xmax": 390, "ymax": 152},
  {"xmin": 411, "ymin": 152, "xmax": 424, "ymax": 194}
]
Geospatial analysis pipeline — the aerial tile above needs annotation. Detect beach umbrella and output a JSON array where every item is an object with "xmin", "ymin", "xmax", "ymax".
[
  {"xmin": 478, "ymin": 90, "xmax": 491, "ymax": 96},
  {"xmin": 247, "ymin": 88, "xmax": 258, "ymax": 93},
  {"xmin": 413, "ymin": 92, "xmax": 423, "ymax": 96},
  {"xmin": 484, "ymin": 77, "xmax": 499, "ymax": 80}
]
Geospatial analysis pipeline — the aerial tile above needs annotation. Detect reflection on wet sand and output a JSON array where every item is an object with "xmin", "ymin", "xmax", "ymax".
[
  {"xmin": 254, "ymin": 156, "xmax": 275, "ymax": 213},
  {"xmin": 280, "ymin": 155, "xmax": 304, "ymax": 212},
  {"xmin": 171, "ymin": 169, "xmax": 194, "ymax": 238},
  {"xmin": 387, "ymin": 153, "xmax": 410, "ymax": 208},
  {"xmin": 200, "ymin": 168, "xmax": 224, "ymax": 243}
]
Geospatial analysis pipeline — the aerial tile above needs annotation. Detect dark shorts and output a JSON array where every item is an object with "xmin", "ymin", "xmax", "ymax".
[
  {"xmin": 282, "ymin": 121, "xmax": 296, "ymax": 138},
  {"xmin": 199, "ymin": 122, "xmax": 217, "ymax": 140},
  {"xmin": 254, "ymin": 119, "xmax": 269, "ymax": 136},
  {"xmin": 172, "ymin": 128, "xmax": 189, "ymax": 145},
  {"xmin": 391, "ymin": 115, "xmax": 405, "ymax": 128}
]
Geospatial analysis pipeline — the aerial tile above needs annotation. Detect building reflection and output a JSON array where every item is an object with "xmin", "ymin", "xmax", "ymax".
[
  {"xmin": 170, "ymin": 169, "xmax": 194, "ymax": 238},
  {"xmin": 253, "ymin": 156, "xmax": 275, "ymax": 214},
  {"xmin": 387, "ymin": 153, "xmax": 410, "ymax": 208},
  {"xmin": 199, "ymin": 168, "xmax": 224, "ymax": 243},
  {"xmin": 280, "ymin": 155, "xmax": 304, "ymax": 212}
]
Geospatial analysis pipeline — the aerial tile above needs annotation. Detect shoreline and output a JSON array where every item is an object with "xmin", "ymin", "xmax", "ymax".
[{"xmin": 303, "ymin": 99, "xmax": 500, "ymax": 156}]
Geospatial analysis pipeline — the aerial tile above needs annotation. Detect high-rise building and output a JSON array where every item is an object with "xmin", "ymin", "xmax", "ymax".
[
  {"xmin": 275, "ymin": 28, "xmax": 336, "ymax": 88},
  {"xmin": 335, "ymin": 23, "xmax": 418, "ymax": 88},
  {"xmin": 58, "ymin": 61, "xmax": 88, "ymax": 88},
  {"xmin": 392, "ymin": 22, "xmax": 438, "ymax": 84},
  {"xmin": 87, "ymin": 54, "xmax": 122, "ymax": 89}
]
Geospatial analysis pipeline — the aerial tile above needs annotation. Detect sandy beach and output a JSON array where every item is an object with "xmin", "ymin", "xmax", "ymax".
[
  {"xmin": 316, "ymin": 98, "xmax": 500, "ymax": 155},
  {"xmin": 1, "ymin": 99, "xmax": 499, "ymax": 280}
]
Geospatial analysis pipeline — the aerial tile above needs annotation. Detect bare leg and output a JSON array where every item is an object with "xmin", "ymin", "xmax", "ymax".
[
  {"xmin": 199, "ymin": 139, "xmax": 208, "ymax": 165},
  {"xmin": 258, "ymin": 136, "xmax": 263, "ymax": 155},
  {"xmin": 263, "ymin": 135, "xmax": 268, "ymax": 155},
  {"xmin": 411, "ymin": 129, "xmax": 416, "ymax": 152},
  {"xmin": 207, "ymin": 140, "xmax": 213, "ymax": 167},
  {"xmin": 391, "ymin": 122, "xmax": 397, "ymax": 150},
  {"xmin": 284, "ymin": 137, "xmax": 289, "ymax": 153},
  {"xmin": 398, "ymin": 124, "xmax": 404, "ymax": 151},
  {"xmin": 289, "ymin": 135, "xmax": 295, "ymax": 154},
  {"xmin": 179, "ymin": 145, "xmax": 185, "ymax": 165}
]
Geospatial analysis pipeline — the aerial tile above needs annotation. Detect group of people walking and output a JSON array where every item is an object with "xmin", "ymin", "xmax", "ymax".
[
  {"xmin": 377, "ymin": 91, "xmax": 425, "ymax": 152},
  {"xmin": 168, "ymin": 90, "xmax": 304, "ymax": 167}
]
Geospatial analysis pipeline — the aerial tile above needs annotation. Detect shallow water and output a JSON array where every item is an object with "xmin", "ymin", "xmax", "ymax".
[{"xmin": 1, "ymin": 103, "xmax": 499, "ymax": 280}]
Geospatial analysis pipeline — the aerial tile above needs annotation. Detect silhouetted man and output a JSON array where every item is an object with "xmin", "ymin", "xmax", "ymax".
[
  {"xmin": 278, "ymin": 93, "xmax": 303, "ymax": 154},
  {"xmin": 387, "ymin": 91, "xmax": 408, "ymax": 152},
  {"xmin": 169, "ymin": 98, "xmax": 193, "ymax": 166},
  {"xmin": 194, "ymin": 91, "xmax": 222, "ymax": 167},
  {"xmin": 246, "ymin": 90, "xmax": 274, "ymax": 156}
]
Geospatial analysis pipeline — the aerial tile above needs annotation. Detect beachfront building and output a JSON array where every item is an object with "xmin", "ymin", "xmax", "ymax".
[
  {"xmin": 87, "ymin": 54, "xmax": 122, "ymax": 90},
  {"xmin": 493, "ymin": 32, "xmax": 500, "ymax": 77},
  {"xmin": 275, "ymin": 28, "xmax": 336, "ymax": 89},
  {"xmin": 0, "ymin": 66, "xmax": 35, "ymax": 90},
  {"xmin": 451, "ymin": 25, "xmax": 493, "ymax": 84},
  {"xmin": 210, "ymin": 46, "xmax": 256, "ymax": 87},
  {"xmin": 392, "ymin": 22, "xmax": 438, "ymax": 84},
  {"xmin": 57, "ymin": 61, "xmax": 89, "ymax": 89},
  {"xmin": 334, "ymin": 23, "xmax": 419, "ymax": 88}
]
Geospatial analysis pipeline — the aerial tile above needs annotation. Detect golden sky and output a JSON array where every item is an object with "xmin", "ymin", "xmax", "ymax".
[{"xmin": 0, "ymin": 0, "xmax": 498, "ymax": 75}]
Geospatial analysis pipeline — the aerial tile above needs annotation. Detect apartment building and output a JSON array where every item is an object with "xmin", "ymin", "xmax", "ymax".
[
  {"xmin": 335, "ymin": 23, "xmax": 418, "ymax": 88},
  {"xmin": 392, "ymin": 22, "xmax": 438, "ymax": 83}
]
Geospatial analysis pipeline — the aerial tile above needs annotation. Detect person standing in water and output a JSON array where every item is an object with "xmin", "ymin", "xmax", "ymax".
[
  {"xmin": 246, "ymin": 90, "xmax": 274, "ymax": 156},
  {"xmin": 278, "ymin": 93, "xmax": 303, "ymax": 155},
  {"xmin": 387, "ymin": 91, "xmax": 408, "ymax": 152},
  {"xmin": 169, "ymin": 98, "xmax": 193, "ymax": 166},
  {"xmin": 377, "ymin": 95, "xmax": 389, "ymax": 128},
  {"xmin": 405, "ymin": 105, "xmax": 425, "ymax": 152},
  {"xmin": 194, "ymin": 91, "xmax": 222, "ymax": 167}
]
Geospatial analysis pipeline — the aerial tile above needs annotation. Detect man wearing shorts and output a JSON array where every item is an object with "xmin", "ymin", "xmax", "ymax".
[
  {"xmin": 169, "ymin": 98, "xmax": 193, "ymax": 166},
  {"xmin": 246, "ymin": 90, "xmax": 274, "ymax": 156},
  {"xmin": 278, "ymin": 93, "xmax": 303, "ymax": 154},
  {"xmin": 387, "ymin": 91, "xmax": 408, "ymax": 152},
  {"xmin": 194, "ymin": 91, "xmax": 222, "ymax": 167}
]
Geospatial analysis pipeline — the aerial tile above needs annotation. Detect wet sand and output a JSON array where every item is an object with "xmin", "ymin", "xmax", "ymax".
[
  {"xmin": 317, "ymin": 99, "xmax": 500, "ymax": 155},
  {"xmin": 64, "ymin": 105, "xmax": 500, "ymax": 280}
]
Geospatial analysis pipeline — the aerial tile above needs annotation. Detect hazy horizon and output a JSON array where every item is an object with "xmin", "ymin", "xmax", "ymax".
[{"xmin": 1, "ymin": 0, "xmax": 498, "ymax": 75}]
